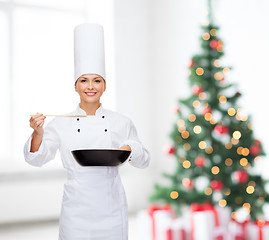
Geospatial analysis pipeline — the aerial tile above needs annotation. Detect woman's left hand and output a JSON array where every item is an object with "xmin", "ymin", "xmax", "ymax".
[{"xmin": 119, "ymin": 145, "xmax": 131, "ymax": 151}]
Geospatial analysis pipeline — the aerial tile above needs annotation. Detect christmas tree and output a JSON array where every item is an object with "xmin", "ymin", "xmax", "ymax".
[{"xmin": 150, "ymin": 0, "xmax": 267, "ymax": 220}]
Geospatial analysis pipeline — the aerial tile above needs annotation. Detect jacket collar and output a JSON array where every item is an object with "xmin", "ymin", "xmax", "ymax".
[{"xmin": 75, "ymin": 103, "xmax": 103, "ymax": 116}]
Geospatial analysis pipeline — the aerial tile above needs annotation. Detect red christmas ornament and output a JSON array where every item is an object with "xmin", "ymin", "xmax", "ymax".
[
  {"xmin": 233, "ymin": 170, "xmax": 249, "ymax": 183},
  {"xmin": 189, "ymin": 60, "xmax": 195, "ymax": 68},
  {"xmin": 250, "ymin": 145, "xmax": 261, "ymax": 156},
  {"xmin": 182, "ymin": 178, "xmax": 194, "ymax": 189},
  {"xmin": 173, "ymin": 106, "xmax": 180, "ymax": 113},
  {"xmin": 203, "ymin": 107, "xmax": 212, "ymax": 116},
  {"xmin": 192, "ymin": 85, "xmax": 204, "ymax": 95},
  {"xmin": 195, "ymin": 156, "xmax": 205, "ymax": 167},
  {"xmin": 210, "ymin": 180, "xmax": 224, "ymax": 190},
  {"xmin": 210, "ymin": 39, "xmax": 219, "ymax": 49},
  {"xmin": 165, "ymin": 146, "xmax": 176, "ymax": 155},
  {"xmin": 254, "ymin": 139, "xmax": 261, "ymax": 146},
  {"xmin": 214, "ymin": 124, "xmax": 229, "ymax": 134}
]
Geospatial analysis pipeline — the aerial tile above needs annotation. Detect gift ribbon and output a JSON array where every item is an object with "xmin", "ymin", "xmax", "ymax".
[
  {"xmin": 190, "ymin": 202, "xmax": 220, "ymax": 240},
  {"xmin": 231, "ymin": 219, "xmax": 249, "ymax": 240},
  {"xmin": 255, "ymin": 220, "xmax": 269, "ymax": 240},
  {"xmin": 148, "ymin": 204, "xmax": 172, "ymax": 240},
  {"xmin": 166, "ymin": 228, "xmax": 186, "ymax": 240}
]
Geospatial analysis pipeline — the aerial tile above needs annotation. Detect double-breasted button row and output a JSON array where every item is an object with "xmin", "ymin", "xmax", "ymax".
[{"xmin": 76, "ymin": 116, "xmax": 107, "ymax": 133}]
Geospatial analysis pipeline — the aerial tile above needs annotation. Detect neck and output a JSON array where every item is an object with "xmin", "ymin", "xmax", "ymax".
[{"xmin": 80, "ymin": 101, "xmax": 101, "ymax": 115}]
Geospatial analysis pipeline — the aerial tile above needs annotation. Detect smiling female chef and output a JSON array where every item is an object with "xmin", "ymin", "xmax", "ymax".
[{"xmin": 24, "ymin": 23, "xmax": 150, "ymax": 240}]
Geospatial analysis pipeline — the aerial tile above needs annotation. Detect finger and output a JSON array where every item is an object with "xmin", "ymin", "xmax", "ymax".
[
  {"xmin": 31, "ymin": 116, "xmax": 45, "ymax": 124},
  {"xmin": 36, "ymin": 119, "xmax": 45, "ymax": 127},
  {"xmin": 30, "ymin": 113, "xmax": 43, "ymax": 119}
]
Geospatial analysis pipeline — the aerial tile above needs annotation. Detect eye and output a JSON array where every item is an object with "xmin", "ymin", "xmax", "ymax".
[
  {"xmin": 80, "ymin": 79, "xmax": 87, "ymax": 82},
  {"xmin": 94, "ymin": 79, "xmax": 101, "ymax": 83}
]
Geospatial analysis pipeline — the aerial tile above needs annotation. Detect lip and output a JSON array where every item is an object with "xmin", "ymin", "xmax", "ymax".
[{"xmin": 85, "ymin": 92, "xmax": 97, "ymax": 96}]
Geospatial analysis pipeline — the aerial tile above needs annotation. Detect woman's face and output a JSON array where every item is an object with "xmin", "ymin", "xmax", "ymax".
[{"xmin": 75, "ymin": 74, "xmax": 106, "ymax": 104}]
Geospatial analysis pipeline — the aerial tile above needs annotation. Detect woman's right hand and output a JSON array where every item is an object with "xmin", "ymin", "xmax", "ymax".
[{"xmin": 30, "ymin": 113, "xmax": 46, "ymax": 136}]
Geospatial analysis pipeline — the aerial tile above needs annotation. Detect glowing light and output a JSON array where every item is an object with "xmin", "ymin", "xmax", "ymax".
[
  {"xmin": 210, "ymin": 119, "xmax": 217, "ymax": 125},
  {"xmin": 211, "ymin": 166, "xmax": 220, "ymax": 175},
  {"xmin": 246, "ymin": 186, "xmax": 255, "ymax": 194},
  {"xmin": 223, "ymin": 68, "xmax": 230, "ymax": 74},
  {"xmin": 248, "ymin": 181, "xmax": 256, "ymax": 187},
  {"xmin": 233, "ymin": 131, "xmax": 241, "ymax": 140},
  {"xmin": 182, "ymin": 178, "xmax": 192, "ymax": 187},
  {"xmin": 217, "ymin": 41, "xmax": 223, "ymax": 52},
  {"xmin": 240, "ymin": 158, "xmax": 248, "ymax": 167},
  {"xmin": 236, "ymin": 114, "xmax": 241, "ymax": 121},
  {"xmin": 205, "ymin": 146, "xmax": 213, "ymax": 154},
  {"xmin": 202, "ymin": 32, "xmax": 210, "ymax": 40},
  {"xmin": 193, "ymin": 125, "xmax": 202, "ymax": 134},
  {"xmin": 182, "ymin": 160, "xmax": 191, "ymax": 168},
  {"xmin": 199, "ymin": 141, "xmax": 207, "ymax": 149},
  {"xmin": 219, "ymin": 199, "xmax": 227, "ymax": 207},
  {"xmin": 214, "ymin": 59, "xmax": 221, "ymax": 67},
  {"xmin": 224, "ymin": 188, "xmax": 231, "ymax": 196},
  {"xmin": 225, "ymin": 142, "xmax": 233, "ymax": 149},
  {"xmin": 210, "ymin": 29, "xmax": 217, "ymax": 36},
  {"xmin": 183, "ymin": 143, "xmax": 191, "ymax": 151},
  {"xmin": 243, "ymin": 203, "xmax": 251, "ymax": 209},
  {"xmin": 177, "ymin": 119, "xmax": 185, "ymax": 127},
  {"xmin": 257, "ymin": 220, "xmax": 265, "ymax": 227},
  {"xmin": 204, "ymin": 187, "xmax": 212, "ymax": 195},
  {"xmin": 225, "ymin": 158, "xmax": 233, "ymax": 166},
  {"xmin": 237, "ymin": 147, "xmax": 243, "ymax": 155},
  {"xmin": 219, "ymin": 96, "xmax": 227, "ymax": 103},
  {"xmin": 214, "ymin": 72, "xmax": 223, "ymax": 80},
  {"xmin": 235, "ymin": 197, "xmax": 243, "ymax": 204},
  {"xmin": 242, "ymin": 148, "xmax": 249, "ymax": 156},
  {"xmin": 178, "ymin": 126, "xmax": 186, "ymax": 133},
  {"xmin": 255, "ymin": 156, "xmax": 261, "ymax": 162},
  {"xmin": 193, "ymin": 100, "xmax": 201, "ymax": 108},
  {"xmin": 175, "ymin": 136, "xmax": 182, "ymax": 143},
  {"xmin": 199, "ymin": 92, "xmax": 207, "ymax": 100},
  {"xmin": 181, "ymin": 131, "xmax": 190, "ymax": 139},
  {"xmin": 231, "ymin": 138, "xmax": 239, "ymax": 145},
  {"xmin": 204, "ymin": 113, "xmax": 212, "ymax": 121},
  {"xmin": 196, "ymin": 67, "xmax": 204, "ymax": 76},
  {"xmin": 170, "ymin": 191, "xmax": 179, "ymax": 199},
  {"xmin": 189, "ymin": 114, "xmax": 196, "ymax": 122},
  {"xmin": 228, "ymin": 108, "xmax": 236, "ymax": 116}
]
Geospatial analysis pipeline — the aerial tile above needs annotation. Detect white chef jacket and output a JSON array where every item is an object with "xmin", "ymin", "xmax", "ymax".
[{"xmin": 24, "ymin": 104, "xmax": 150, "ymax": 240}]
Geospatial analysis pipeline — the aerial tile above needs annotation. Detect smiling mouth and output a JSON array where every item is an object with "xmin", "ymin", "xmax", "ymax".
[{"xmin": 85, "ymin": 92, "xmax": 97, "ymax": 96}]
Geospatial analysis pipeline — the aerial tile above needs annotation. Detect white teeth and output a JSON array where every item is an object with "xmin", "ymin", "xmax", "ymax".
[{"xmin": 86, "ymin": 92, "xmax": 96, "ymax": 96}]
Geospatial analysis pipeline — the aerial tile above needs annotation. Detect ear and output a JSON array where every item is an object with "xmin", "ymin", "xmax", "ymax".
[
  {"xmin": 103, "ymin": 81, "xmax": 106, "ymax": 92},
  {"xmin": 75, "ymin": 81, "xmax": 78, "ymax": 92}
]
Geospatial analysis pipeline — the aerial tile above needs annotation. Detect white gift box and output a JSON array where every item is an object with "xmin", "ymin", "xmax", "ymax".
[
  {"xmin": 190, "ymin": 204, "xmax": 231, "ymax": 240},
  {"xmin": 227, "ymin": 220, "xmax": 249, "ymax": 240},
  {"xmin": 246, "ymin": 222, "xmax": 269, "ymax": 240},
  {"xmin": 137, "ymin": 207, "xmax": 188, "ymax": 240}
]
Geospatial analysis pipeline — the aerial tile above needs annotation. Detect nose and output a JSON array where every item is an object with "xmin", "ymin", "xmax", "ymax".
[{"xmin": 88, "ymin": 79, "xmax": 94, "ymax": 89}]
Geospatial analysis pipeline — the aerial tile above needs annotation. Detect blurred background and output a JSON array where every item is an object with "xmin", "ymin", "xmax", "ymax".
[{"xmin": 0, "ymin": 0, "xmax": 269, "ymax": 239}]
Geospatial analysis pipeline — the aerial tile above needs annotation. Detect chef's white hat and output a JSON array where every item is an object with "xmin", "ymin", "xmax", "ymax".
[{"xmin": 74, "ymin": 23, "xmax": 106, "ymax": 81}]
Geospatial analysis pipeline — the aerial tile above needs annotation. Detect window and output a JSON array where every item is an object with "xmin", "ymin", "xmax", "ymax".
[{"xmin": 0, "ymin": 0, "xmax": 115, "ymax": 171}]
